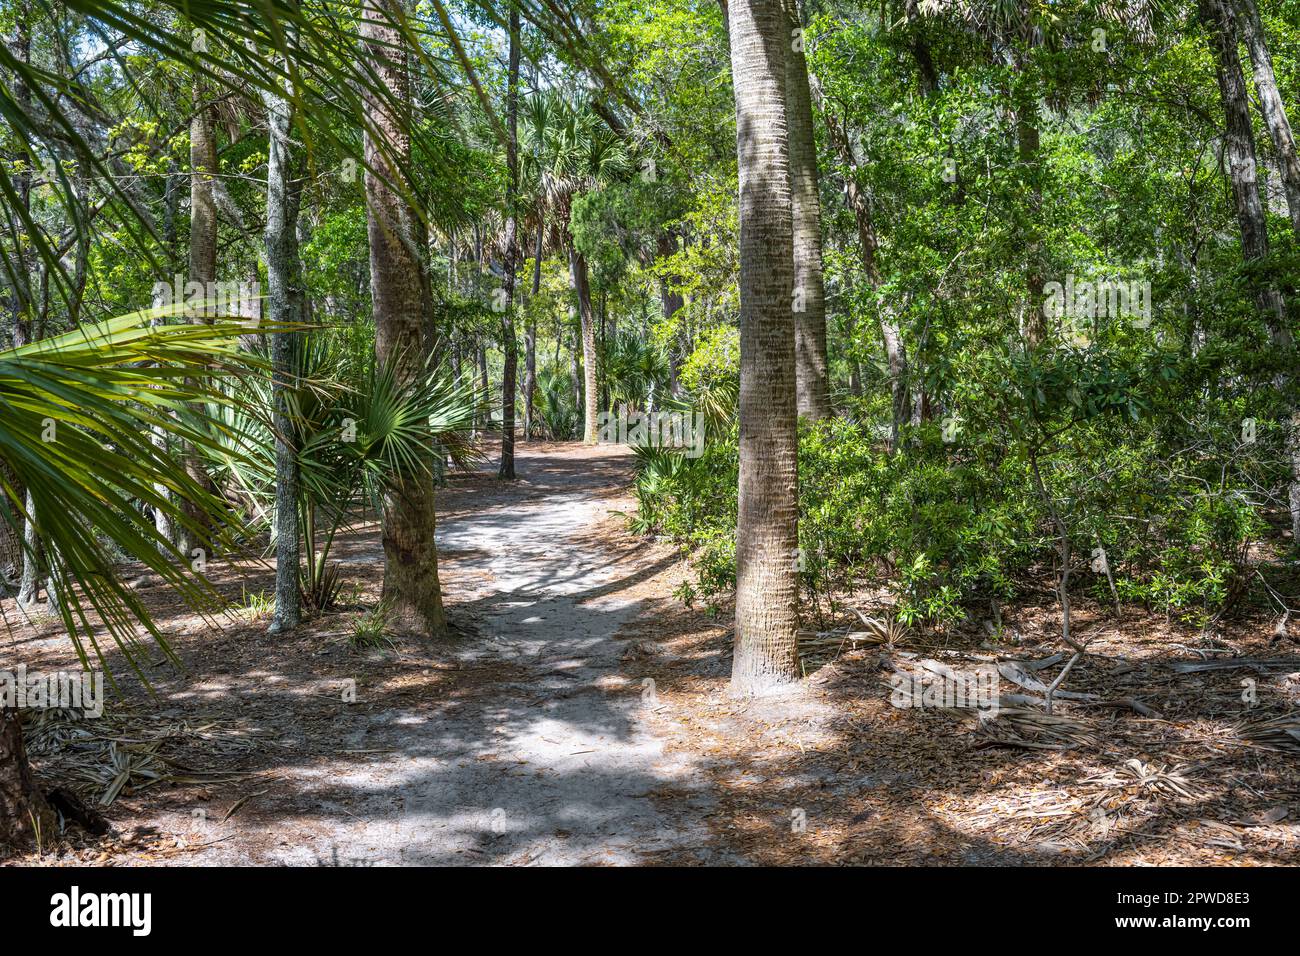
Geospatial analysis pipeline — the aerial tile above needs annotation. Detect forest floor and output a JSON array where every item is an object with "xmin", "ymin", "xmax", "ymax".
[{"xmin": 5, "ymin": 441, "xmax": 1300, "ymax": 866}]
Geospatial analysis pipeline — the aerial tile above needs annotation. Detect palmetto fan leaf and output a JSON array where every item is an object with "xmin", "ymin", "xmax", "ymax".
[
  {"xmin": 0, "ymin": 308, "xmax": 269, "ymax": 685},
  {"xmin": 345, "ymin": 351, "xmax": 484, "ymax": 510}
]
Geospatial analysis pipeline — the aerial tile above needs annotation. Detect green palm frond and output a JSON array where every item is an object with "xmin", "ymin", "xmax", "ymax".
[{"xmin": 0, "ymin": 307, "xmax": 270, "ymax": 685}]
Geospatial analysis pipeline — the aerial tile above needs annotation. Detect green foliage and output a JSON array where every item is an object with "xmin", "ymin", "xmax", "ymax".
[{"xmin": 349, "ymin": 600, "xmax": 396, "ymax": 651}]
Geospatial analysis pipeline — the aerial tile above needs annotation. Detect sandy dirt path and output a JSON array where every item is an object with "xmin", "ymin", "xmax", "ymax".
[{"xmin": 165, "ymin": 442, "xmax": 713, "ymax": 865}]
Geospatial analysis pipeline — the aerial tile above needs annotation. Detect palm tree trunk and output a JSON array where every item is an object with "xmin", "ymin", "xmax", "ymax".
[
  {"xmin": 569, "ymin": 327, "xmax": 582, "ymax": 434},
  {"xmin": 361, "ymin": 0, "xmax": 447, "ymax": 638},
  {"xmin": 264, "ymin": 33, "xmax": 304, "ymax": 633},
  {"xmin": 499, "ymin": 5, "xmax": 521, "ymax": 479},
  {"xmin": 1201, "ymin": 0, "xmax": 1300, "ymax": 542},
  {"xmin": 727, "ymin": 0, "xmax": 800, "ymax": 695},
  {"xmin": 784, "ymin": 0, "xmax": 829, "ymax": 420},
  {"xmin": 568, "ymin": 246, "xmax": 599, "ymax": 443}
]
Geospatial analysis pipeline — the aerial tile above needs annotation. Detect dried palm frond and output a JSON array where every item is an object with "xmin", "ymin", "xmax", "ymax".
[
  {"xmin": 22, "ymin": 708, "xmax": 254, "ymax": 806},
  {"xmin": 851, "ymin": 609, "xmax": 911, "ymax": 647},
  {"xmin": 1237, "ymin": 714, "xmax": 1300, "ymax": 753},
  {"xmin": 975, "ymin": 706, "xmax": 1103, "ymax": 750},
  {"xmin": 1081, "ymin": 759, "xmax": 1205, "ymax": 800}
]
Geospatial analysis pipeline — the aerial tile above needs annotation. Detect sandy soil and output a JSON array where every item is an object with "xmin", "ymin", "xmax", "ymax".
[{"xmin": 6, "ymin": 441, "xmax": 1300, "ymax": 866}]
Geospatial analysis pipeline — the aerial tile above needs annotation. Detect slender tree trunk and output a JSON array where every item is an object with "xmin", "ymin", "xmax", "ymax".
[
  {"xmin": 16, "ymin": 491, "xmax": 41, "ymax": 609},
  {"xmin": 7, "ymin": 6, "xmax": 40, "ymax": 607},
  {"xmin": 568, "ymin": 246, "xmax": 599, "ymax": 443},
  {"xmin": 1202, "ymin": 0, "xmax": 1300, "ymax": 542},
  {"xmin": 1237, "ymin": 0, "xmax": 1300, "ymax": 236},
  {"xmin": 361, "ymin": 0, "xmax": 447, "ymax": 638},
  {"xmin": 727, "ymin": 0, "xmax": 801, "ymax": 695},
  {"xmin": 1014, "ymin": 56, "xmax": 1046, "ymax": 350},
  {"xmin": 525, "ymin": 218, "xmax": 542, "ymax": 440},
  {"xmin": 656, "ymin": 230, "xmax": 687, "ymax": 397},
  {"xmin": 498, "ymin": 5, "xmax": 521, "ymax": 479},
  {"xmin": 569, "ymin": 327, "xmax": 582, "ymax": 433},
  {"xmin": 524, "ymin": 315, "xmax": 537, "ymax": 441},
  {"xmin": 263, "ymin": 34, "xmax": 304, "ymax": 633},
  {"xmin": 478, "ymin": 343, "xmax": 489, "ymax": 427},
  {"xmin": 784, "ymin": 0, "xmax": 829, "ymax": 419},
  {"xmin": 179, "ymin": 70, "xmax": 220, "ymax": 558}
]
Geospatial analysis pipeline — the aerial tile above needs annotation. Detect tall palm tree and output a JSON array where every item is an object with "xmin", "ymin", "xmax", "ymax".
[
  {"xmin": 726, "ymin": 0, "xmax": 801, "ymax": 695},
  {"xmin": 360, "ymin": 0, "xmax": 447, "ymax": 638}
]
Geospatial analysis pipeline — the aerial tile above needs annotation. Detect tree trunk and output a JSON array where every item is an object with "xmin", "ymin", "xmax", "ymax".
[
  {"xmin": 0, "ymin": 707, "xmax": 55, "ymax": 852},
  {"xmin": 499, "ymin": 6, "xmax": 521, "ymax": 479},
  {"xmin": 524, "ymin": 316, "xmax": 537, "ymax": 441},
  {"xmin": 1202, "ymin": 0, "xmax": 1300, "ymax": 542},
  {"xmin": 568, "ymin": 246, "xmax": 599, "ymax": 443},
  {"xmin": 656, "ymin": 230, "xmax": 687, "ymax": 398},
  {"xmin": 1237, "ymin": 0, "xmax": 1300, "ymax": 237},
  {"xmin": 362, "ymin": 0, "xmax": 447, "ymax": 638},
  {"xmin": 727, "ymin": 0, "xmax": 801, "ymax": 695},
  {"xmin": 784, "ymin": 0, "xmax": 830, "ymax": 420},
  {"xmin": 180, "ymin": 70, "xmax": 220, "ymax": 558},
  {"xmin": 1016, "ymin": 76, "xmax": 1045, "ymax": 350},
  {"xmin": 569, "ymin": 327, "xmax": 582, "ymax": 434},
  {"xmin": 263, "ymin": 35, "xmax": 304, "ymax": 633},
  {"xmin": 525, "ymin": 218, "xmax": 543, "ymax": 440},
  {"xmin": 17, "ymin": 491, "xmax": 42, "ymax": 608}
]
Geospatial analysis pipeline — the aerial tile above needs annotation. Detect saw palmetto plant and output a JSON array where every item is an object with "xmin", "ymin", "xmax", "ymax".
[
  {"xmin": 0, "ymin": 307, "xmax": 266, "ymax": 679},
  {"xmin": 200, "ymin": 328, "xmax": 483, "ymax": 609}
]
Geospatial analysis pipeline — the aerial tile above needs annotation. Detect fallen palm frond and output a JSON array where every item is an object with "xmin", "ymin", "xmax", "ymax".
[
  {"xmin": 21, "ymin": 707, "xmax": 255, "ymax": 807},
  {"xmin": 1081, "ymin": 759, "xmax": 1206, "ymax": 800},
  {"xmin": 1165, "ymin": 657, "xmax": 1300, "ymax": 674},
  {"xmin": 975, "ymin": 706, "xmax": 1104, "ymax": 750},
  {"xmin": 798, "ymin": 610, "xmax": 910, "ymax": 663},
  {"xmin": 1236, "ymin": 714, "xmax": 1300, "ymax": 753}
]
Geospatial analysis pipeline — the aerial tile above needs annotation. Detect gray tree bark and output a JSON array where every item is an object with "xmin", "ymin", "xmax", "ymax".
[
  {"xmin": 499, "ymin": 5, "xmax": 521, "ymax": 479},
  {"xmin": 1202, "ymin": 0, "xmax": 1300, "ymax": 543},
  {"xmin": 568, "ymin": 247, "xmax": 599, "ymax": 443},
  {"xmin": 263, "ymin": 33, "xmax": 304, "ymax": 634},
  {"xmin": 1236, "ymin": 0, "xmax": 1300, "ymax": 237},
  {"xmin": 727, "ymin": 0, "xmax": 801, "ymax": 695},
  {"xmin": 784, "ymin": 0, "xmax": 829, "ymax": 420}
]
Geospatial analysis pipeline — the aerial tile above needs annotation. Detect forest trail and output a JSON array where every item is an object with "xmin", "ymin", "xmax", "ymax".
[{"xmin": 180, "ymin": 442, "xmax": 715, "ymax": 866}]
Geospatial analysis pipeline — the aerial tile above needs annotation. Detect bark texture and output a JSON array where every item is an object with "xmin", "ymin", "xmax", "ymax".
[
  {"xmin": 362, "ymin": 0, "xmax": 447, "ymax": 638},
  {"xmin": 727, "ymin": 0, "xmax": 801, "ymax": 695},
  {"xmin": 499, "ymin": 6, "xmax": 521, "ymax": 479},
  {"xmin": 568, "ymin": 247, "xmax": 599, "ymax": 444},
  {"xmin": 784, "ymin": 0, "xmax": 830, "ymax": 419},
  {"xmin": 1202, "ymin": 0, "xmax": 1300, "ymax": 542},
  {"xmin": 0, "ymin": 707, "xmax": 55, "ymax": 850},
  {"xmin": 1237, "ymin": 0, "xmax": 1300, "ymax": 236},
  {"xmin": 264, "ymin": 40, "xmax": 304, "ymax": 633}
]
